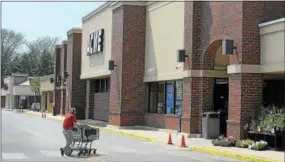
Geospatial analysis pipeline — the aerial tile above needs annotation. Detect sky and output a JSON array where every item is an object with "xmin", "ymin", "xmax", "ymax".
[{"xmin": 2, "ymin": 1, "xmax": 105, "ymax": 42}]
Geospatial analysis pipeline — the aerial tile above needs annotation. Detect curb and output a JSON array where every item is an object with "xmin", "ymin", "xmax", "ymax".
[
  {"xmin": 190, "ymin": 147, "xmax": 283, "ymax": 162},
  {"xmin": 23, "ymin": 111, "xmax": 282, "ymax": 162}
]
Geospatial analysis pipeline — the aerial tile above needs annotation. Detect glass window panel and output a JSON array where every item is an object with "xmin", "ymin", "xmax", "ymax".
[{"xmin": 158, "ymin": 82, "xmax": 165, "ymax": 114}]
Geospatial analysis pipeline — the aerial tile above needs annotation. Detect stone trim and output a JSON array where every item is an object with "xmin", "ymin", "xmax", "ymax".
[
  {"xmin": 258, "ymin": 17, "xmax": 285, "ymax": 28},
  {"xmin": 227, "ymin": 120, "xmax": 241, "ymax": 124},
  {"xmin": 143, "ymin": 69, "xmax": 228, "ymax": 82},
  {"xmin": 80, "ymin": 71, "xmax": 111, "ymax": 80},
  {"xmin": 67, "ymin": 28, "xmax": 81, "ymax": 36},
  {"xmin": 227, "ymin": 64, "xmax": 261, "ymax": 74},
  {"xmin": 111, "ymin": 1, "xmax": 146, "ymax": 11},
  {"xmin": 82, "ymin": 2, "xmax": 112, "ymax": 23}
]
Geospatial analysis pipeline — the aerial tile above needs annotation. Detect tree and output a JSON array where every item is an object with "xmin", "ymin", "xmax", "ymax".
[
  {"xmin": 25, "ymin": 36, "xmax": 59, "ymax": 76},
  {"xmin": 29, "ymin": 77, "xmax": 41, "ymax": 96},
  {"xmin": 1, "ymin": 29, "xmax": 24, "ymax": 86}
]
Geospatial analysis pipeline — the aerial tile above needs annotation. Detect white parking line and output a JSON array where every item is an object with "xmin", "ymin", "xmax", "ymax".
[{"xmin": 2, "ymin": 153, "xmax": 29, "ymax": 160}]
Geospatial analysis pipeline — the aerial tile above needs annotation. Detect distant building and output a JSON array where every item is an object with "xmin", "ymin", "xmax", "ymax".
[
  {"xmin": 1, "ymin": 73, "xmax": 37, "ymax": 109},
  {"xmin": 40, "ymin": 75, "xmax": 54, "ymax": 113}
]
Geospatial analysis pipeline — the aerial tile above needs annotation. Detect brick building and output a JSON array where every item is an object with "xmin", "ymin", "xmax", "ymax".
[
  {"xmin": 53, "ymin": 29, "xmax": 86, "ymax": 119},
  {"xmin": 81, "ymin": 1, "xmax": 284, "ymax": 139}
]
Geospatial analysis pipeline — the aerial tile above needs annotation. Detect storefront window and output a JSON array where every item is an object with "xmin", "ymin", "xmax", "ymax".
[
  {"xmin": 148, "ymin": 80, "xmax": 183, "ymax": 115},
  {"xmin": 158, "ymin": 83, "xmax": 165, "ymax": 114},
  {"xmin": 149, "ymin": 83, "xmax": 158, "ymax": 113},
  {"xmin": 166, "ymin": 82, "xmax": 175, "ymax": 114},
  {"xmin": 94, "ymin": 78, "xmax": 110, "ymax": 93},
  {"xmin": 175, "ymin": 80, "xmax": 183, "ymax": 115}
]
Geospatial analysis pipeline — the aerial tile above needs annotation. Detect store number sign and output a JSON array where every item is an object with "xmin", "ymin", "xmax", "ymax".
[{"xmin": 87, "ymin": 29, "xmax": 104, "ymax": 55}]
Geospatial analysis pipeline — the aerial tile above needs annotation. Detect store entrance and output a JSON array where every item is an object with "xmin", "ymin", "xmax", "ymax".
[{"xmin": 213, "ymin": 78, "xmax": 229, "ymax": 136}]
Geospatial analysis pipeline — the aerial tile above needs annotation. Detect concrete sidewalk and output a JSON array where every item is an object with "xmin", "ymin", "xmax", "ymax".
[{"xmin": 22, "ymin": 110, "xmax": 284, "ymax": 162}]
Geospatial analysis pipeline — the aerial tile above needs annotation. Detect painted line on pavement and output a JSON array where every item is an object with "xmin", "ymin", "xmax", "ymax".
[
  {"xmin": 2, "ymin": 153, "xmax": 29, "ymax": 160},
  {"xmin": 190, "ymin": 147, "xmax": 282, "ymax": 162}
]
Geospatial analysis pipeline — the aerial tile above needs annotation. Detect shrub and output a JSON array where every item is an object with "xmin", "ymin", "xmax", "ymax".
[
  {"xmin": 212, "ymin": 136, "xmax": 236, "ymax": 147},
  {"xmin": 235, "ymin": 139, "xmax": 254, "ymax": 148},
  {"xmin": 248, "ymin": 141, "xmax": 268, "ymax": 151}
]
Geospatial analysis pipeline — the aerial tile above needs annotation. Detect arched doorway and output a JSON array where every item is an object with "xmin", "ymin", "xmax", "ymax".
[{"xmin": 203, "ymin": 39, "xmax": 229, "ymax": 136}]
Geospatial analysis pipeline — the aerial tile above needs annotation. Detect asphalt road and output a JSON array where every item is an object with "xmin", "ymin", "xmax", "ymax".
[{"xmin": 1, "ymin": 109, "xmax": 243, "ymax": 162}]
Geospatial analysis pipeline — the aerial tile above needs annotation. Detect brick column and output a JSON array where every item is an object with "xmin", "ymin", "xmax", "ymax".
[
  {"xmin": 60, "ymin": 42, "xmax": 67, "ymax": 115},
  {"xmin": 227, "ymin": 74, "xmax": 263, "ymax": 139},
  {"xmin": 53, "ymin": 45, "xmax": 61, "ymax": 115},
  {"xmin": 109, "ymin": 4, "xmax": 146, "ymax": 126},
  {"xmin": 66, "ymin": 28, "xmax": 86, "ymax": 119},
  {"xmin": 182, "ymin": 77, "xmax": 214, "ymax": 134}
]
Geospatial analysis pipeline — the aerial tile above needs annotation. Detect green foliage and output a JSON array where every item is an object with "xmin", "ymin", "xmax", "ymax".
[
  {"xmin": 235, "ymin": 139, "xmax": 254, "ymax": 148},
  {"xmin": 248, "ymin": 141, "xmax": 268, "ymax": 151},
  {"xmin": 1, "ymin": 28, "xmax": 25, "ymax": 87},
  {"xmin": 1, "ymin": 30, "xmax": 59, "ymax": 83},
  {"xmin": 29, "ymin": 77, "xmax": 41, "ymax": 95},
  {"xmin": 249, "ymin": 105, "xmax": 285, "ymax": 132}
]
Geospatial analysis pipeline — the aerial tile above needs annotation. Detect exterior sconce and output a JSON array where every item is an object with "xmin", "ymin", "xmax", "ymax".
[
  {"xmin": 222, "ymin": 39, "xmax": 237, "ymax": 55},
  {"xmin": 50, "ymin": 78, "xmax": 54, "ymax": 83},
  {"xmin": 56, "ymin": 76, "xmax": 61, "ymax": 83},
  {"xmin": 109, "ymin": 60, "xmax": 116, "ymax": 70},
  {"xmin": 177, "ymin": 49, "xmax": 188, "ymax": 62},
  {"xmin": 64, "ymin": 71, "xmax": 69, "ymax": 79}
]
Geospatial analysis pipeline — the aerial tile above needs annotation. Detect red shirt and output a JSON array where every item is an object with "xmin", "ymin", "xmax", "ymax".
[{"xmin": 63, "ymin": 114, "xmax": 77, "ymax": 129}]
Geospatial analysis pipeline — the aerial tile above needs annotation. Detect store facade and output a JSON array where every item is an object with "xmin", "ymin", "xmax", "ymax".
[{"xmin": 81, "ymin": 1, "xmax": 284, "ymax": 139}]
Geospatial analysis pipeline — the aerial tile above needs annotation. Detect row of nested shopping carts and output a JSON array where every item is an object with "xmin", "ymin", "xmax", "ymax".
[{"xmin": 65, "ymin": 124, "xmax": 100, "ymax": 157}]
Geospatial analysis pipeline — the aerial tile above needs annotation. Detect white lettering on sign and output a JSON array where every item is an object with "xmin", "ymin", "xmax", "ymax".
[{"xmin": 87, "ymin": 29, "xmax": 104, "ymax": 55}]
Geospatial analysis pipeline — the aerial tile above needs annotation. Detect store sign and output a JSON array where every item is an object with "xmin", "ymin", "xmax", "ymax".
[{"xmin": 87, "ymin": 29, "xmax": 104, "ymax": 56}]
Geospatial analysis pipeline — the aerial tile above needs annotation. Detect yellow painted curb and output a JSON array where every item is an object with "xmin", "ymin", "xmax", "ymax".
[
  {"xmin": 88, "ymin": 125, "xmax": 158, "ymax": 142},
  {"xmin": 190, "ymin": 147, "xmax": 283, "ymax": 162}
]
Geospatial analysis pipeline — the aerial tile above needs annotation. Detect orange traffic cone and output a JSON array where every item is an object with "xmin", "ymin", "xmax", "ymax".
[
  {"xmin": 167, "ymin": 133, "xmax": 173, "ymax": 145},
  {"xmin": 180, "ymin": 135, "xmax": 187, "ymax": 147}
]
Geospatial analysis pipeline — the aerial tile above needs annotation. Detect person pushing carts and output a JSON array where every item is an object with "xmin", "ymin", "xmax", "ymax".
[{"xmin": 60, "ymin": 107, "xmax": 99, "ymax": 157}]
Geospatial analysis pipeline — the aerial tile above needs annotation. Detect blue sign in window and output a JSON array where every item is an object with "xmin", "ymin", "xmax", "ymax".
[{"xmin": 166, "ymin": 83, "xmax": 174, "ymax": 114}]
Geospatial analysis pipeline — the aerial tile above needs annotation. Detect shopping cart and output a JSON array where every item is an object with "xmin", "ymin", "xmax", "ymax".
[{"xmin": 65, "ymin": 124, "xmax": 100, "ymax": 156}]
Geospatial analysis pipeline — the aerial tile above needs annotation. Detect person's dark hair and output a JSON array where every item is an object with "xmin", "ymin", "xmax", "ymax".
[{"xmin": 70, "ymin": 107, "xmax": 76, "ymax": 115}]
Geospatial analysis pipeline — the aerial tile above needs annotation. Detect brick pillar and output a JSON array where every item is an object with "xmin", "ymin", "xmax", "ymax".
[
  {"xmin": 53, "ymin": 45, "xmax": 61, "ymax": 115},
  {"xmin": 66, "ymin": 28, "xmax": 86, "ymax": 119},
  {"xmin": 182, "ymin": 77, "xmax": 214, "ymax": 134},
  {"xmin": 227, "ymin": 73, "xmax": 263, "ymax": 139},
  {"xmin": 60, "ymin": 42, "xmax": 67, "ymax": 115},
  {"xmin": 109, "ymin": 4, "xmax": 146, "ymax": 126},
  {"xmin": 60, "ymin": 89, "xmax": 66, "ymax": 115}
]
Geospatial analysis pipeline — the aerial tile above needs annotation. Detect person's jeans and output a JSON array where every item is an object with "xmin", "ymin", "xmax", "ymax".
[{"xmin": 62, "ymin": 129, "xmax": 72, "ymax": 152}]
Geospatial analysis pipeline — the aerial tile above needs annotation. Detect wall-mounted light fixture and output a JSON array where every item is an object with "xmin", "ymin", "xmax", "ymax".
[
  {"xmin": 56, "ymin": 76, "xmax": 61, "ymax": 83},
  {"xmin": 109, "ymin": 60, "xmax": 116, "ymax": 70},
  {"xmin": 64, "ymin": 71, "xmax": 69, "ymax": 79},
  {"xmin": 222, "ymin": 39, "xmax": 236, "ymax": 55},
  {"xmin": 177, "ymin": 49, "xmax": 188, "ymax": 62}
]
